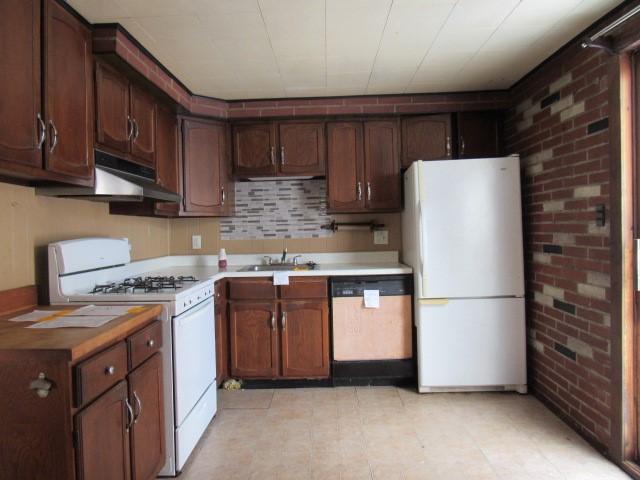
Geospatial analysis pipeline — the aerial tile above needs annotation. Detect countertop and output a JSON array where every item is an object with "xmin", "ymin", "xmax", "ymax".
[{"xmin": 0, "ymin": 304, "xmax": 163, "ymax": 361}]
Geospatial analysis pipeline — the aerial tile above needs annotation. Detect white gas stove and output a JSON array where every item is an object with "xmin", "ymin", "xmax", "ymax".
[{"xmin": 48, "ymin": 238, "xmax": 217, "ymax": 476}]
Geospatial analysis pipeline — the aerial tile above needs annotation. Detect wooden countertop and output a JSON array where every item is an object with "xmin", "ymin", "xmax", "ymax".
[{"xmin": 0, "ymin": 304, "xmax": 163, "ymax": 362}]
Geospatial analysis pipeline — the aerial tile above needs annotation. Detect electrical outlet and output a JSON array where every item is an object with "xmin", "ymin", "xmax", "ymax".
[
  {"xmin": 192, "ymin": 235, "xmax": 202, "ymax": 250},
  {"xmin": 374, "ymin": 230, "xmax": 389, "ymax": 245}
]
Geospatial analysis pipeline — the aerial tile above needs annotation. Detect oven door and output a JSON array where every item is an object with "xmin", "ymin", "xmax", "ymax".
[{"xmin": 172, "ymin": 297, "xmax": 216, "ymax": 427}]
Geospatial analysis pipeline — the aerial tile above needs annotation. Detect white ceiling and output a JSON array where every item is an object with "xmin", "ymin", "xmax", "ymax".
[{"xmin": 68, "ymin": 0, "xmax": 624, "ymax": 100}]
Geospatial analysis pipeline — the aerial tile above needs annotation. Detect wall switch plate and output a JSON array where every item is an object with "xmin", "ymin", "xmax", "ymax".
[
  {"xmin": 374, "ymin": 230, "xmax": 389, "ymax": 245},
  {"xmin": 192, "ymin": 235, "xmax": 202, "ymax": 250}
]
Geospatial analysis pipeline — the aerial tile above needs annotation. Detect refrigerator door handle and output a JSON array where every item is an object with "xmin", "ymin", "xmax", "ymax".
[{"xmin": 417, "ymin": 199, "xmax": 427, "ymax": 298}]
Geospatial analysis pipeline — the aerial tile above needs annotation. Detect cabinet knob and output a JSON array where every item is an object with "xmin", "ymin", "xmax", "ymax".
[
  {"xmin": 29, "ymin": 372, "xmax": 53, "ymax": 399},
  {"xmin": 147, "ymin": 339, "xmax": 155, "ymax": 348},
  {"xmin": 105, "ymin": 365, "xmax": 116, "ymax": 376}
]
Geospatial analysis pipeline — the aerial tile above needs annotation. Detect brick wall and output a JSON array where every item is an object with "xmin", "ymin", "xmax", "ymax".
[{"xmin": 505, "ymin": 43, "xmax": 612, "ymax": 450}]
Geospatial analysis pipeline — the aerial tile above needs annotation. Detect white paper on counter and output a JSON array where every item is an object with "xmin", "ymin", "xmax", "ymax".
[
  {"xmin": 8, "ymin": 310, "xmax": 56, "ymax": 322},
  {"xmin": 363, "ymin": 290, "xmax": 380, "ymax": 308},
  {"xmin": 273, "ymin": 271, "xmax": 290, "ymax": 285},
  {"xmin": 27, "ymin": 315, "xmax": 120, "ymax": 329},
  {"xmin": 67, "ymin": 305, "xmax": 141, "ymax": 316}
]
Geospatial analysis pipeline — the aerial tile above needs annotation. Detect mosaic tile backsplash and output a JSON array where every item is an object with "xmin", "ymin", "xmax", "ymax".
[{"xmin": 220, "ymin": 180, "xmax": 332, "ymax": 240}]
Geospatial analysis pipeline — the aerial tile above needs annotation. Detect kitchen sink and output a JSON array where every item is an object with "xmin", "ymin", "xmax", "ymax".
[{"xmin": 240, "ymin": 263, "xmax": 316, "ymax": 272}]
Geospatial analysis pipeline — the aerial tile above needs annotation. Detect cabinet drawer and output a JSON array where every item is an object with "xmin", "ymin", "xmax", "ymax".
[
  {"xmin": 228, "ymin": 279, "xmax": 276, "ymax": 300},
  {"xmin": 128, "ymin": 320, "xmax": 162, "ymax": 370},
  {"xmin": 279, "ymin": 277, "xmax": 328, "ymax": 299},
  {"xmin": 74, "ymin": 341, "xmax": 127, "ymax": 407}
]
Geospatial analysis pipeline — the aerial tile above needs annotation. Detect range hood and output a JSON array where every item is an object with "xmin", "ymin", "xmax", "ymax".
[{"xmin": 36, "ymin": 150, "xmax": 182, "ymax": 203}]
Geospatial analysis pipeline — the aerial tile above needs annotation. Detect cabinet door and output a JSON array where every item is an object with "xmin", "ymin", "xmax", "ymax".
[
  {"xmin": 219, "ymin": 124, "xmax": 235, "ymax": 216},
  {"xmin": 44, "ymin": 0, "xmax": 94, "ymax": 180},
  {"xmin": 75, "ymin": 381, "xmax": 131, "ymax": 480},
  {"xmin": 278, "ymin": 122, "xmax": 325, "ymax": 176},
  {"xmin": 128, "ymin": 353, "xmax": 165, "ymax": 480},
  {"xmin": 215, "ymin": 300, "xmax": 228, "ymax": 385},
  {"xmin": 0, "ymin": 0, "xmax": 42, "ymax": 168},
  {"xmin": 232, "ymin": 123, "xmax": 276, "ymax": 177},
  {"xmin": 229, "ymin": 302, "xmax": 278, "ymax": 378},
  {"xmin": 401, "ymin": 114, "xmax": 451, "ymax": 168},
  {"xmin": 182, "ymin": 119, "xmax": 223, "ymax": 214},
  {"xmin": 326, "ymin": 122, "xmax": 365, "ymax": 213},
  {"xmin": 130, "ymin": 85, "xmax": 156, "ymax": 167},
  {"xmin": 457, "ymin": 111, "xmax": 502, "ymax": 159},
  {"xmin": 95, "ymin": 61, "xmax": 130, "ymax": 153},
  {"xmin": 154, "ymin": 103, "xmax": 180, "ymax": 215},
  {"xmin": 364, "ymin": 120, "xmax": 401, "ymax": 211},
  {"xmin": 280, "ymin": 301, "xmax": 329, "ymax": 378}
]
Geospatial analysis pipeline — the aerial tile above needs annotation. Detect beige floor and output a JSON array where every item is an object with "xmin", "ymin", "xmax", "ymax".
[{"xmin": 179, "ymin": 387, "xmax": 630, "ymax": 480}]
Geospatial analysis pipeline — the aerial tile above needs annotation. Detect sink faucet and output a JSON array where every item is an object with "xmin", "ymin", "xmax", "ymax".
[{"xmin": 281, "ymin": 248, "xmax": 287, "ymax": 264}]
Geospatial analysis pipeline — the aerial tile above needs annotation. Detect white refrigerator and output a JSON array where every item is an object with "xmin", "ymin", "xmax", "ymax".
[{"xmin": 402, "ymin": 157, "xmax": 527, "ymax": 393}]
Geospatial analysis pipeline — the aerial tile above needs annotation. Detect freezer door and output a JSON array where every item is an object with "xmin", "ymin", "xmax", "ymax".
[
  {"xmin": 417, "ymin": 298, "xmax": 526, "ymax": 389},
  {"xmin": 418, "ymin": 157, "xmax": 524, "ymax": 298}
]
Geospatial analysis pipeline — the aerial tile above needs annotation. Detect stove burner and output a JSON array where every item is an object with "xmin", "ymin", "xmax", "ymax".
[{"xmin": 91, "ymin": 275, "xmax": 198, "ymax": 295}]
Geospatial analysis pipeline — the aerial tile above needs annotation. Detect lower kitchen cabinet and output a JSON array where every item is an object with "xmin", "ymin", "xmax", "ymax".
[
  {"xmin": 128, "ymin": 353, "xmax": 165, "ymax": 480},
  {"xmin": 214, "ymin": 280, "xmax": 229, "ymax": 385},
  {"xmin": 227, "ymin": 278, "xmax": 330, "ymax": 380},
  {"xmin": 280, "ymin": 301, "xmax": 329, "ymax": 378},
  {"xmin": 75, "ymin": 380, "xmax": 131, "ymax": 480},
  {"xmin": 229, "ymin": 302, "xmax": 279, "ymax": 378}
]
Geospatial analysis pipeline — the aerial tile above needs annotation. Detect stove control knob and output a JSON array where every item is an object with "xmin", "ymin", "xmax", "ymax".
[
  {"xmin": 189, "ymin": 300, "xmax": 192, "ymax": 304},
  {"xmin": 183, "ymin": 302, "xmax": 187, "ymax": 307}
]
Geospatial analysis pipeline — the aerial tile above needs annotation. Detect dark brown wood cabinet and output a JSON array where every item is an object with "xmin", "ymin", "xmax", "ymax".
[
  {"xmin": 232, "ymin": 121, "xmax": 326, "ymax": 178},
  {"xmin": 75, "ymin": 380, "xmax": 131, "ymax": 480},
  {"xmin": 154, "ymin": 103, "xmax": 180, "ymax": 215},
  {"xmin": 229, "ymin": 301, "xmax": 279, "ymax": 378},
  {"xmin": 232, "ymin": 123, "xmax": 276, "ymax": 177},
  {"xmin": 327, "ymin": 119, "xmax": 401, "ymax": 213},
  {"xmin": 182, "ymin": 118, "xmax": 229, "ymax": 215},
  {"xmin": 456, "ymin": 111, "xmax": 502, "ymax": 159},
  {"xmin": 44, "ymin": 0, "xmax": 94, "ymax": 180},
  {"xmin": 129, "ymin": 85, "xmax": 156, "ymax": 167},
  {"xmin": 0, "ymin": 0, "xmax": 42, "ymax": 170},
  {"xmin": 214, "ymin": 280, "xmax": 229, "ymax": 385},
  {"xmin": 363, "ymin": 120, "xmax": 401, "ymax": 211},
  {"xmin": 326, "ymin": 122, "xmax": 365, "ymax": 212},
  {"xmin": 95, "ymin": 61, "xmax": 130, "ymax": 153},
  {"xmin": 0, "ymin": 0, "xmax": 93, "ymax": 185},
  {"xmin": 227, "ymin": 277, "xmax": 329, "ymax": 379},
  {"xmin": 128, "ymin": 353, "xmax": 164, "ymax": 480},
  {"xmin": 95, "ymin": 60, "xmax": 157, "ymax": 168},
  {"xmin": 401, "ymin": 114, "xmax": 452, "ymax": 168},
  {"xmin": 280, "ymin": 300, "xmax": 329, "ymax": 378},
  {"xmin": 277, "ymin": 121, "xmax": 325, "ymax": 176}
]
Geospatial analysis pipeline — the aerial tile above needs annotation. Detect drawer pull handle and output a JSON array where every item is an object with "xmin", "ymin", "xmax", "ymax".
[
  {"xmin": 105, "ymin": 365, "xmax": 115, "ymax": 375},
  {"xmin": 133, "ymin": 391, "xmax": 142, "ymax": 423},
  {"xmin": 147, "ymin": 339, "xmax": 155, "ymax": 348},
  {"xmin": 125, "ymin": 398, "xmax": 134, "ymax": 431},
  {"xmin": 29, "ymin": 372, "xmax": 52, "ymax": 398}
]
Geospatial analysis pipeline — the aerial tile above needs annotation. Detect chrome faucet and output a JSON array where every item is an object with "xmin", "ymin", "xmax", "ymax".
[
  {"xmin": 281, "ymin": 248, "xmax": 287, "ymax": 264},
  {"xmin": 292, "ymin": 255, "xmax": 303, "ymax": 266}
]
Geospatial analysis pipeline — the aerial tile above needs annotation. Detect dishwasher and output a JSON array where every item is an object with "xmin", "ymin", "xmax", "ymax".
[{"xmin": 331, "ymin": 275, "xmax": 415, "ymax": 386}]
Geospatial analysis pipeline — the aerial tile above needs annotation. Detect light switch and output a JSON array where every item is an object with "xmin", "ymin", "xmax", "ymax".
[
  {"xmin": 374, "ymin": 230, "xmax": 388, "ymax": 245},
  {"xmin": 192, "ymin": 235, "xmax": 202, "ymax": 250}
]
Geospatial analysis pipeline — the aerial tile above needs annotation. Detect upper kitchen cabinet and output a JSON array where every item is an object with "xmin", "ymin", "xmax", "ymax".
[
  {"xmin": 456, "ymin": 111, "xmax": 502, "ymax": 159},
  {"xmin": 363, "ymin": 120, "xmax": 401, "ymax": 211},
  {"xmin": 182, "ymin": 118, "xmax": 233, "ymax": 216},
  {"xmin": 232, "ymin": 121, "xmax": 326, "ymax": 178},
  {"xmin": 232, "ymin": 123, "xmax": 277, "ymax": 177},
  {"xmin": 0, "ymin": 0, "xmax": 93, "ymax": 185},
  {"xmin": 44, "ymin": 0, "xmax": 94, "ymax": 180},
  {"xmin": 401, "ymin": 114, "xmax": 452, "ymax": 168},
  {"xmin": 277, "ymin": 121, "xmax": 325, "ymax": 176},
  {"xmin": 327, "ymin": 122, "xmax": 365, "ymax": 213},
  {"xmin": 153, "ymin": 103, "xmax": 180, "ymax": 215},
  {"xmin": 327, "ymin": 119, "xmax": 401, "ymax": 214},
  {"xmin": 95, "ymin": 60, "xmax": 156, "ymax": 168}
]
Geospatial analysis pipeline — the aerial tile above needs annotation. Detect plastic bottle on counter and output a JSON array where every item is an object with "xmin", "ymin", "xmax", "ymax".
[{"xmin": 218, "ymin": 248, "xmax": 228, "ymax": 269}]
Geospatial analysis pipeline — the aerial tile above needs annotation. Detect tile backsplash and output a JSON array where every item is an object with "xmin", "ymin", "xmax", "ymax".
[{"xmin": 220, "ymin": 180, "xmax": 332, "ymax": 240}]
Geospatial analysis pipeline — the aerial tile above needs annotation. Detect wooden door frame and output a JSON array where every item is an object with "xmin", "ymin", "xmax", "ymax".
[{"xmin": 611, "ymin": 49, "xmax": 640, "ymax": 477}]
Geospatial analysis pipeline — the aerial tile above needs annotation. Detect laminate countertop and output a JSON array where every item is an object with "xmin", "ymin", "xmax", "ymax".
[{"xmin": 0, "ymin": 304, "xmax": 163, "ymax": 362}]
